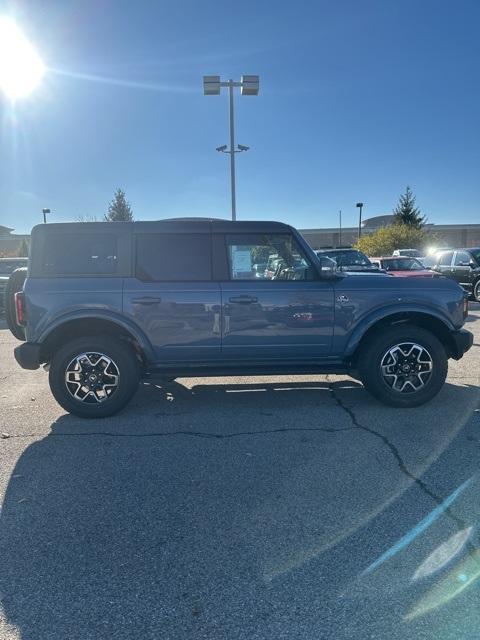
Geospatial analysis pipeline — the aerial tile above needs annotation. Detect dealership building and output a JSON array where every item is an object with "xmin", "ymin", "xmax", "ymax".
[{"xmin": 300, "ymin": 215, "xmax": 480, "ymax": 250}]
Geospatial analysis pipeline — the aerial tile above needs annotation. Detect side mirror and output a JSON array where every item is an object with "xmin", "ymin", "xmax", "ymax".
[
  {"xmin": 470, "ymin": 261, "xmax": 477, "ymax": 269},
  {"xmin": 317, "ymin": 256, "xmax": 338, "ymax": 279}
]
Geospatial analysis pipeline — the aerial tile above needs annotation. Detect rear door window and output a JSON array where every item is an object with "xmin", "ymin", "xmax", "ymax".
[
  {"xmin": 135, "ymin": 233, "xmax": 212, "ymax": 281},
  {"xmin": 42, "ymin": 234, "xmax": 117, "ymax": 275}
]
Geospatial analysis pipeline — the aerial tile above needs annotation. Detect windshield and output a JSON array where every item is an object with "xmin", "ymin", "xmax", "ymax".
[
  {"xmin": 383, "ymin": 258, "xmax": 425, "ymax": 271},
  {"xmin": 398, "ymin": 249, "xmax": 422, "ymax": 257},
  {"xmin": 319, "ymin": 250, "xmax": 371, "ymax": 267}
]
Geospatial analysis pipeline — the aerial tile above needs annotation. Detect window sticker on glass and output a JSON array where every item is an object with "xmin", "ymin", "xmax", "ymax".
[{"xmin": 231, "ymin": 247, "xmax": 252, "ymax": 277}]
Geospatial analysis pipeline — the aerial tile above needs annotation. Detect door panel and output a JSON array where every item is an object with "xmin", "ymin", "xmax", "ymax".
[
  {"xmin": 220, "ymin": 281, "xmax": 334, "ymax": 359},
  {"xmin": 123, "ymin": 280, "xmax": 221, "ymax": 361},
  {"xmin": 219, "ymin": 232, "xmax": 334, "ymax": 359},
  {"xmin": 123, "ymin": 231, "xmax": 221, "ymax": 363}
]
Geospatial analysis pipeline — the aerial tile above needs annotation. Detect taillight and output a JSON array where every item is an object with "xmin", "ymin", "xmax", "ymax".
[{"xmin": 15, "ymin": 292, "xmax": 26, "ymax": 325}]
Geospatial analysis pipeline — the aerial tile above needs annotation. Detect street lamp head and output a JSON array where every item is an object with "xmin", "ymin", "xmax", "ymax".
[
  {"xmin": 42, "ymin": 208, "xmax": 50, "ymax": 214},
  {"xmin": 216, "ymin": 145, "xmax": 228, "ymax": 152},
  {"xmin": 203, "ymin": 75, "xmax": 221, "ymax": 95},
  {"xmin": 237, "ymin": 144, "xmax": 249, "ymax": 152},
  {"xmin": 356, "ymin": 202, "xmax": 364, "ymax": 208},
  {"xmin": 0, "ymin": 17, "xmax": 45, "ymax": 100},
  {"xmin": 240, "ymin": 75, "xmax": 259, "ymax": 95}
]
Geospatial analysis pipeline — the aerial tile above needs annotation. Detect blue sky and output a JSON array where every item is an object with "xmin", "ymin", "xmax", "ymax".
[{"xmin": 0, "ymin": 0, "xmax": 479, "ymax": 234}]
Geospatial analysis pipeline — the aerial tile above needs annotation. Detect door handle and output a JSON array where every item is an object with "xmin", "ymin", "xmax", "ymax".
[
  {"xmin": 228, "ymin": 295, "xmax": 258, "ymax": 304},
  {"xmin": 133, "ymin": 296, "xmax": 162, "ymax": 305}
]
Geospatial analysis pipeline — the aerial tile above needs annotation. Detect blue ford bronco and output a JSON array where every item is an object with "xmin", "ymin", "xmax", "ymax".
[{"xmin": 11, "ymin": 219, "xmax": 472, "ymax": 418}]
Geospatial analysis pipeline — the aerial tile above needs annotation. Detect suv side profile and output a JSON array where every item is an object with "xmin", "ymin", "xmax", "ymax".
[
  {"xmin": 13, "ymin": 219, "xmax": 472, "ymax": 418},
  {"xmin": 431, "ymin": 248, "xmax": 480, "ymax": 301}
]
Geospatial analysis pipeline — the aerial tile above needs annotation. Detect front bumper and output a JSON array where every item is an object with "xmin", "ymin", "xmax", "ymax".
[
  {"xmin": 450, "ymin": 329, "xmax": 474, "ymax": 360},
  {"xmin": 14, "ymin": 342, "xmax": 42, "ymax": 370}
]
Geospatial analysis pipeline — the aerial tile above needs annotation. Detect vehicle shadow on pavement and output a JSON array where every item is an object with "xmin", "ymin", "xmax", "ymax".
[{"xmin": 1, "ymin": 379, "xmax": 480, "ymax": 639}]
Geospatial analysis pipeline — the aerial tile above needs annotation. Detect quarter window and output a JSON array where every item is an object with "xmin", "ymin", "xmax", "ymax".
[
  {"xmin": 42, "ymin": 234, "xmax": 117, "ymax": 275},
  {"xmin": 135, "ymin": 233, "xmax": 212, "ymax": 281},
  {"xmin": 225, "ymin": 234, "xmax": 311, "ymax": 280}
]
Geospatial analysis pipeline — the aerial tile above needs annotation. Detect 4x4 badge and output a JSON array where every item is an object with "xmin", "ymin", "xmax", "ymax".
[{"xmin": 337, "ymin": 295, "xmax": 349, "ymax": 303}]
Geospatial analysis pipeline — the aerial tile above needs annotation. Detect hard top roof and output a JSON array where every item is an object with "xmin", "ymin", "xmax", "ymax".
[{"xmin": 31, "ymin": 218, "xmax": 293, "ymax": 235}]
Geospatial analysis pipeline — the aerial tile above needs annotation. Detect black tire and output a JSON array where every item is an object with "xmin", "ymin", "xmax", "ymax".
[
  {"xmin": 358, "ymin": 324, "xmax": 448, "ymax": 408},
  {"xmin": 474, "ymin": 280, "xmax": 480, "ymax": 303},
  {"xmin": 49, "ymin": 336, "xmax": 140, "ymax": 418},
  {"xmin": 5, "ymin": 267, "xmax": 27, "ymax": 341}
]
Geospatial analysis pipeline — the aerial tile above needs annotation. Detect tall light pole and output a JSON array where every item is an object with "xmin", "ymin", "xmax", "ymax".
[
  {"xmin": 356, "ymin": 202, "xmax": 364, "ymax": 240},
  {"xmin": 203, "ymin": 75, "xmax": 259, "ymax": 221},
  {"xmin": 42, "ymin": 208, "xmax": 50, "ymax": 224}
]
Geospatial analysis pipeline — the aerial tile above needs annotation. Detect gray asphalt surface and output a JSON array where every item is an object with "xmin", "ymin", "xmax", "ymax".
[{"xmin": 1, "ymin": 308, "xmax": 480, "ymax": 640}]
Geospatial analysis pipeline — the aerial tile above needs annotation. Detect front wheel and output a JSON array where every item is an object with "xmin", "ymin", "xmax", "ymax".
[
  {"xmin": 358, "ymin": 325, "xmax": 448, "ymax": 407},
  {"xmin": 49, "ymin": 336, "xmax": 140, "ymax": 418}
]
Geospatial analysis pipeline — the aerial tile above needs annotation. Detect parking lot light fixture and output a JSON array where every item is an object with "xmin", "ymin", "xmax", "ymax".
[
  {"xmin": 42, "ymin": 208, "xmax": 50, "ymax": 224},
  {"xmin": 203, "ymin": 75, "xmax": 259, "ymax": 221}
]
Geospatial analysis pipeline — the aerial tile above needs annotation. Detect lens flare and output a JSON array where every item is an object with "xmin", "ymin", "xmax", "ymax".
[{"xmin": 0, "ymin": 17, "xmax": 45, "ymax": 100}]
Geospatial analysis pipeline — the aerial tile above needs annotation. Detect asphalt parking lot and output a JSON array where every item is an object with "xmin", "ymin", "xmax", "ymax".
[{"xmin": 1, "ymin": 308, "xmax": 480, "ymax": 640}]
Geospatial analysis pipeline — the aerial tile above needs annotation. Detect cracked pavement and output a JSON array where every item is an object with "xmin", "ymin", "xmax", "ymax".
[{"xmin": 1, "ymin": 307, "xmax": 480, "ymax": 640}]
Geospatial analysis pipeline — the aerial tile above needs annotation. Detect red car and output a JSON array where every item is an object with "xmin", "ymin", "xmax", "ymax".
[{"xmin": 370, "ymin": 256, "xmax": 438, "ymax": 277}]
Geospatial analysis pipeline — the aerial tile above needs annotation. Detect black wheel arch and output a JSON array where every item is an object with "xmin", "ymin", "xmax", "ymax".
[
  {"xmin": 38, "ymin": 315, "xmax": 154, "ymax": 366},
  {"xmin": 349, "ymin": 311, "xmax": 458, "ymax": 366}
]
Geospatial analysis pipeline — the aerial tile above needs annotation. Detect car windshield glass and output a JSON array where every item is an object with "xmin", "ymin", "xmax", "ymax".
[
  {"xmin": 384, "ymin": 258, "xmax": 424, "ymax": 271},
  {"xmin": 324, "ymin": 250, "xmax": 371, "ymax": 267},
  {"xmin": 398, "ymin": 249, "xmax": 422, "ymax": 257}
]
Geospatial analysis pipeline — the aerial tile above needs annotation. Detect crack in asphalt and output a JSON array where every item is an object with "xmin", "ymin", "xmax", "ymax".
[
  {"xmin": 328, "ymin": 382, "xmax": 472, "ymax": 539},
  {"xmin": 1, "ymin": 425, "xmax": 357, "ymax": 440}
]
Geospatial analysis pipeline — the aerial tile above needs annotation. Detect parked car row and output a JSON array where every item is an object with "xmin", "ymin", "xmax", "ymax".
[{"xmin": 314, "ymin": 246, "xmax": 480, "ymax": 301}]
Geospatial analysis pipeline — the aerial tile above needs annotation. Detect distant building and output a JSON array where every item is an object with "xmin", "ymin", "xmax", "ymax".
[
  {"xmin": 0, "ymin": 226, "xmax": 30, "ymax": 256},
  {"xmin": 300, "ymin": 215, "xmax": 480, "ymax": 250}
]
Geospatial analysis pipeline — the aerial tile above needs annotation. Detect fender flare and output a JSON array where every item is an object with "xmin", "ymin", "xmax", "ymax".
[
  {"xmin": 344, "ymin": 304, "xmax": 455, "ymax": 357},
  {"xmin": 38, "ymin": 310, "xmax": 156, "ymax": 362}
]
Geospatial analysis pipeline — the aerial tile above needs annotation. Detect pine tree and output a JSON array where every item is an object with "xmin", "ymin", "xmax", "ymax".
[
  {"xmin": 393, "ymin": 186, "xmax": 425, "ymax": 228},
  {"xmin": 17, "ymin": 238, "xmax": 29, "ymax": 257},
  {"xmin": 105, "ymin": 188, "xmax": 134, "ymax": 221}
]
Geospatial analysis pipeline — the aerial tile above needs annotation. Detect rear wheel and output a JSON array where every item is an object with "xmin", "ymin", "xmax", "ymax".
[
  {"xmin": 5, "ymin": 267, "xmax": 27, "ymax": 341},
  {"xmin": 358, "ymin": 325, "xmax": 448, "ymax": 407},
  {"xmin": 49, "ymin": 336, "xmax": 140, "ymax": 418}
]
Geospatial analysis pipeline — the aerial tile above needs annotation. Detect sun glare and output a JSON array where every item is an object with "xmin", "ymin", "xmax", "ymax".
[{"xmin": 0, "ymin": 17, "xmax": 45, "ymax": 100}]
